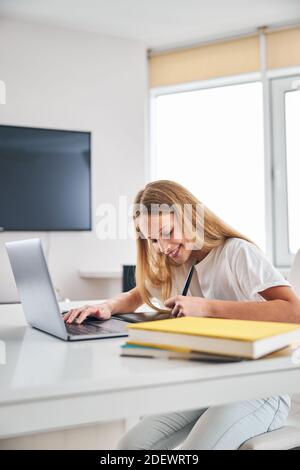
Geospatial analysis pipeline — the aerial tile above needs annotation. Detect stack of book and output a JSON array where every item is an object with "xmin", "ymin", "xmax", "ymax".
[{"xmin": 120, "ymin": 316, "xmax": 300, "ymax": 362}]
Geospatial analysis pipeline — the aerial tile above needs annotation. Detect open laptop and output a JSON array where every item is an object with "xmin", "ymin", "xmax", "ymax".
[{"xmin": 5, "ymin": 238, "xmax": 169, "ymax": 341}]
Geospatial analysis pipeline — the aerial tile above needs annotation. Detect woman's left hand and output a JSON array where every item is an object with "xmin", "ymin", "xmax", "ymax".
[{"xmin": 164, "ymin": 295, "xmax": 211, "ymax": 318}]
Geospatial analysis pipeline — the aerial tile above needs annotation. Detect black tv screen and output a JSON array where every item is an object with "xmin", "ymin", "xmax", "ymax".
[{"xmin": 0, "ymin": 125, "xmax": 91, "ymax": 231}]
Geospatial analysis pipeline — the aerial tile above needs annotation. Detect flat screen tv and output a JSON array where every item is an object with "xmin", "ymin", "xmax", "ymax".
[{"xmin": 0, "ymin": 125, "xmax": 91, "ymax": 231}]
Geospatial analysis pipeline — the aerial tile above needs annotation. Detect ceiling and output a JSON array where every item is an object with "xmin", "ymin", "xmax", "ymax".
[{"xmin": 0, "ymin": 0, "xmax": 299, "ymax": 49}]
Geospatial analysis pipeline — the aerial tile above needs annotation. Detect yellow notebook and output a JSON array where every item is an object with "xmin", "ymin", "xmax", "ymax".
[
  {"xmin": 125, "ymin": 317, "xmax": 300, "ymax": 359},
  {"xmin": 126, "ymin": 317, "xmax": 300, "ymax": 341}
]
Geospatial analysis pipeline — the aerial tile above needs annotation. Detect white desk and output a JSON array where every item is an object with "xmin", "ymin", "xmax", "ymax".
[{"xmin": 1, "ymin": 301, "xmax": 300, "ymax": 448}]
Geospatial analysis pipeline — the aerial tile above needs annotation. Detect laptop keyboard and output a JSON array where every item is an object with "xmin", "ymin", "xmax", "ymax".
[{"xmin": 66, "ymin": 319, "xmax": 128, "ymax": 336}]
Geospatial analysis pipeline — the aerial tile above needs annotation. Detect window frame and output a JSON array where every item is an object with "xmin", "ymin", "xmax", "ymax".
[
  {"xmin": 149, "ymin": 66, "xmax": 300, "ymax": 269},
  {"xmin": 271, "ymin": 74, "xmax": 300, "ymax": 267}
]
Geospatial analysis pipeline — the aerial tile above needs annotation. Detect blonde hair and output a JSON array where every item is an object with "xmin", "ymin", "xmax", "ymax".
[{"xmin": 133, "ymin": 180, "xmax": 253, "ymax": 313}]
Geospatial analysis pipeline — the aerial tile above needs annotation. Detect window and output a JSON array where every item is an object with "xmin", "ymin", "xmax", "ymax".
[
  {"xmin": 151, "ymin": 81, "xmax": 265, "ymax": 250},
  {"xmin": 286, "ymin": 89, "xmax": 300, "ymax": 255},
  {"xmin": 272, "ymin": 76, "xmax": 300, "ymax": 266}
]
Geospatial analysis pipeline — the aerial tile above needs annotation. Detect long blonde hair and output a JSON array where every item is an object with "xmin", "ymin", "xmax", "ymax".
[{"xmin": 133, "ymin": 180, "xmax": 253, "ymax": 313}]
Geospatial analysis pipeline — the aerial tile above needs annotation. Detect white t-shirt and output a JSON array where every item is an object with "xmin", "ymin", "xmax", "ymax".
[{"xmin": 146, "ymin": 237, "xmax": 291, "ymax": 306}]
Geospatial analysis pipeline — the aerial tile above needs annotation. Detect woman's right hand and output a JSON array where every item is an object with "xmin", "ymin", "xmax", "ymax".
[{"xmin": 63, "ymin": 301, "xmax": 114, "ymax": 324}]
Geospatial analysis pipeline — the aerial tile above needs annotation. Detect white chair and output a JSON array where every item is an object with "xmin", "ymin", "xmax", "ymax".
[{"xmin": 239, "ymin": 249, "xmax": 300, "ymax": 450}]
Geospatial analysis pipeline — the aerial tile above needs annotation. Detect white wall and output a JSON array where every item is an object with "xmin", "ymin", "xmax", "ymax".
[{"xmin": 0, "ymin": 19, "xmax": 147, "ymax": 303}]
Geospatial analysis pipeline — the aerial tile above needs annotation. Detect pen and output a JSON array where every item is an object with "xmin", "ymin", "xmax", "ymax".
[
  {"xmin": 169, "ymin": 264, "xmax": 195, "ymax": 318},
  {"xmin": 181, "ymin": 263, "xmax": 195, "ymax": 296}
]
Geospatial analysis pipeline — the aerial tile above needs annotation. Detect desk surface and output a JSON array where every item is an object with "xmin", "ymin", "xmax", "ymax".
[{"xmin": 1, "ymin": 300, "xmax": 300, "ymax": 439}]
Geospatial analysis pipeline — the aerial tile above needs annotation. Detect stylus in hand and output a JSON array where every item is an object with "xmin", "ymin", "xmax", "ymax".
[
  {"xmin": 181, "ymin": 264, "xmax": 195, "ymax": 296},
  {"xmin": 169, "ymin": 264, "xmax": 195, "ymax": 318}
]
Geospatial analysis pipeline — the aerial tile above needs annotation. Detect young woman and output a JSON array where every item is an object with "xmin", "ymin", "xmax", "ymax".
[{"xmin": 64, "ymin": 180, "xmax": 300, "ymax": 450}]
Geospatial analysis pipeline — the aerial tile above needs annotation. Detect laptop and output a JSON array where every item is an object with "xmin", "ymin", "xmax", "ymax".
[{"xmin": 5, "ymin": 238, "xmax": 169, "ymax": 341}]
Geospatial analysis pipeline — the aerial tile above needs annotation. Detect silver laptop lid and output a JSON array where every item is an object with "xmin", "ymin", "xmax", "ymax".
[{"xmin": 5, "ymin": 238, "xmax": 68, "ymax": 340}]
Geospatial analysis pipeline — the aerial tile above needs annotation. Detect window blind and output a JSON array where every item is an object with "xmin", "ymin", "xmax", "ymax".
[{"xmin": 149, "ymin": 27, "xmax": 300, "ymax": 88}]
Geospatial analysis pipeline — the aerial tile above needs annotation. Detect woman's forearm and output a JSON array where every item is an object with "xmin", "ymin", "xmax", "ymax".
[
  {"xmin": 208, "ymin": 298, "xmax": 300, "ymax": 323},
  {"xmin": 109, "ymin": 287, "xmax": 143, "ymax": 315}
]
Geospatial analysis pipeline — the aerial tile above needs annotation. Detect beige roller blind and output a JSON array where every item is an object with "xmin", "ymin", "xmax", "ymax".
[
  {"xmin": 266, "ymin": 27, "xmax": 300, "ymax": 69},
  {"xmin": 149, "ymin": 36, "xmax": 260, "ymax": 88}
]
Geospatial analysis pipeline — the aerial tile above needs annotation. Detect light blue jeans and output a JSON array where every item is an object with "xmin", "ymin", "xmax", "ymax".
[{"xmin": 116, "ymin": 395, "xmax": 291, "ymax": 450}]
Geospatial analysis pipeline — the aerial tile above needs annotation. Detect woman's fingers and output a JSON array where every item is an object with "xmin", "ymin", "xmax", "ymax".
[
  {"xmin": 171, "ymin": 301, "xmax": 181, "ymax": 318},
  {"xmin": 62, "ymin": 310, "xmax": 72, "ymax": 321},
  {"xmin": 164, "ymin": 296, "xmax": 176, "ymax": 308},
  {"xmin": 63, "ymin": 304, "xmax": 111, "ymax": 324},
  {"xmin": 76, "ymin": 307, "xmax": 101, "ymax": 324},
  {"xmin": 63, "ymin": 309, "xmax": 81, "ymax": 321},
  {"xmin": 75, "ymin": 310, "xmax": 93, "ymax": 324},
  {"xmin": 64, "ymin": 305, "xmax": 90, "ymax": 324},
  {"xmin": 177, "ymin": 308, "xmax": 184, "ymax": 317}
]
